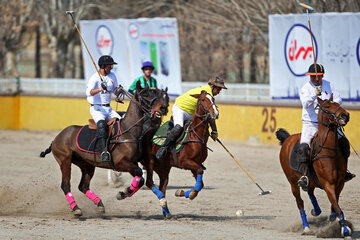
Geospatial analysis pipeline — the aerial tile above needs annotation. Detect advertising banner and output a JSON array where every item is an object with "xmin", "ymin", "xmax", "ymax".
[
  {"xmin": 269, "ymin": 13, "xmax": 360, "ymax": 102},
  {"xmin": 80, "ymin": 18, "xmax": 181, "ymax": 96}
]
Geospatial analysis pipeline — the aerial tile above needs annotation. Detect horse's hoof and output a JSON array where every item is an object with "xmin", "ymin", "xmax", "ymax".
[
  {"xmin": 116, "ymin": 191, "xmax": 127, "ymax": 200},
  {"xmin": 97, "ymin": 201, "xmax": 105, "ymax": 213},
  {"xmin": 175, "ymin": 190, "xmax": 185, "ymax": 197},
  {"xmin": 311, "ymin": 209, "xmax": 321, "ymax": 216},
  {"xmin": 165, "ymin": 213, "xmax": 173, "ymax": 219},
  {"xmin": 73, "ymin": 207, "xmax": 82, "ymax": 217},
  {"xmin": 302, "ymin": 226, "xmax": 311, "ymax": 235},
  {"xmin": 159, "ymin": 198, "xmax": 168, "ymax": 208},
  {"xmin": 189, "ymin": 190, "xmax": 198, "ymax": 200}
]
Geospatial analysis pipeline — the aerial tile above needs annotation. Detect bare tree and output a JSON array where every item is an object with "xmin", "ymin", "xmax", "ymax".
[
  {"xmin": 0, "ymin": 0, "xmax": 37, "ymax": 78},
  {"xmin": 37, "ymin": 0, "xmax": 112, "ymax": 78}
]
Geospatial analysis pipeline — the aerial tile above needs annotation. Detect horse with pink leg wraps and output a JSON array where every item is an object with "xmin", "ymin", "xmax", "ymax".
[{"xmin": 40, "ymin": 83, "xmax": 169, "ymax": 217}]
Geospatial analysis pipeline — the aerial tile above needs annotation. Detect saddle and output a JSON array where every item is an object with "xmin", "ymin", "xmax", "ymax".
[
  {"xmin": 290, "ymin": 138, "xmax": 323, "ymax": 189},
  {"xmin": 76, "ymin": 119, "xmax": 120, "ymax": 154},
  {"xmin": 153, "ymin": 120, "xmax": 191, "ymax": 153}
]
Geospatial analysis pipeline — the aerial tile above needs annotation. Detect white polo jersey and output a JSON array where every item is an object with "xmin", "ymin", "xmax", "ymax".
[
  {"xmin": 300, "ymin": 79, "xmax": 342, "ymax": 123},
  {"xmin": 86, "ymin": 72, "xmax": 118, "ymax": 105}
]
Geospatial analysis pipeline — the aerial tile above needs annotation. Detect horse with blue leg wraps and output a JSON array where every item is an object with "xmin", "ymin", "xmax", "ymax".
[
  {"xmin": 276, "ymin": 96, "xmax": 352, "ymax": 237},
  {"xmin": 140, "ymin": 90, "xmax": 219, "ymax": 218},
  {"xmin": 40, "ymin": 83, "xmax": 169, "ymax": 217}
]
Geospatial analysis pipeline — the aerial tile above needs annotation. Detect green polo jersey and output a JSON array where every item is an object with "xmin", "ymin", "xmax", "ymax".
[
  {"xmin": 129, "ymin": 76, "xmax": 158, "ymax": 91},
  {"xmin": 175, "ymin": 85, "xmax": 213, "ymax": 115}
]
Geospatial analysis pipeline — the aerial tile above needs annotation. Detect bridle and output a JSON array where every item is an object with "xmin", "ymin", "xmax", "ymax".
[
  {"xmin": 312, "ymin": 100, "xmax": 348, "ymax": 162},
  {"xmin": 318, "ymin": 100, "xmax": 347, "ymax": 127}
]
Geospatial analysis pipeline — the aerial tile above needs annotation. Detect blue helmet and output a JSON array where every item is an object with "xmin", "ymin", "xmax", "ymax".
[{"xmin": 141, "ymin": 61, "xmax": 155, "ymax": 70}]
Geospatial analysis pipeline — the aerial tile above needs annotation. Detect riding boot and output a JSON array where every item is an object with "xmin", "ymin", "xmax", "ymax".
[
  {"xmin": 156, "ymin": 124, "xmax": 183, "ymax": 160},
  {"xmin": 96, "ymin": 120, "xmax": 110, "ymax": 162},
  {"xmin": 297, "ymin": 143, "xmax": 310, "ymax": 191},
  {"xmin": 338, "ymin": 135, "xmax": 356, "ymax": 182}
]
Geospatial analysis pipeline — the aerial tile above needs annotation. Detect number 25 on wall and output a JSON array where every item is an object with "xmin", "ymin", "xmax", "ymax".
[{"xmin": 262, "ymin": 107, "xmax": 276, "ymax": 133}]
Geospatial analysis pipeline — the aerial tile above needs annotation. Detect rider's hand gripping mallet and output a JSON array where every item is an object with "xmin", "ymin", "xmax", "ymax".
[
  {"xmin": 216, "ymin": 138, "xmax": 271, "ymax": 196},
  {"xmin": 66, "ymin": 11, "xmax": 107, "ymax": 91}
]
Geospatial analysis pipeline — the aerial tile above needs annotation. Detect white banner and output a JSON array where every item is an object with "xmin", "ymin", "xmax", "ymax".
[
  {"xmin": 269, "ymin": 13, "xmax": 360, "ymax": 102},
  {"xmin": 80, "ymin": 18, "xmax": 181, "ymax": 97}
]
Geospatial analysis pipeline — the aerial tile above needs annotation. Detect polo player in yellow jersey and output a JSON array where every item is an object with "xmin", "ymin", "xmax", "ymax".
[{"xmin": 156, "ymin": 74, "xmax": 227, "ymax": 159}]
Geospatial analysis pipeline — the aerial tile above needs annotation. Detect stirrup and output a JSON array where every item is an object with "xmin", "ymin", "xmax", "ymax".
[
  {"xmin": 298, "ymin": 176, "xmax": 309, "ymax": 191},
  {"xmin": 101, "ymin": 151, "xmax": 111, "ymax": 162},
  {"xmin": 344, "ymin": 171, "xmax": 356, "ymax": 182}
]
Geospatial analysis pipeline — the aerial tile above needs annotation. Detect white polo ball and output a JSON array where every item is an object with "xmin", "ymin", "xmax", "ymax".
[{"xmin": 236, "ymin": 209, "xmax": 244, "ymax": 217}]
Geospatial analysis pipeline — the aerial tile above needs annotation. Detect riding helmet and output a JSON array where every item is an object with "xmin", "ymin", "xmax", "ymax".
[
  {"xmin": 98, "ymin": 55, "xmax": 117, "ymax": 66},
  {"xmin": 306, "ymin": 63, "xmax": 325, "ymax": 75}
]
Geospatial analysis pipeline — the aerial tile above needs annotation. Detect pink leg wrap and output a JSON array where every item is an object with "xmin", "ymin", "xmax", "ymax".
[
  {"xmin": 65, "ymin": 192, "xmax": 77, "ymax": 210},
  {"xmin": 127, "ymin": 176, "xmax": 142, "ymax": 197},
  {"xmin": 85, "ymin": 190, "xmax": 101, "ymax": 205}
]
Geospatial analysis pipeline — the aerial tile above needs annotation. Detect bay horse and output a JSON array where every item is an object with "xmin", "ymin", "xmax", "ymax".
[
  {"xmin": 40, "ymin": 83, "xmax": 169, "ymax": 217},
  {"xmin": 276, "ymin": 97, "xmax": 352, "ymax": 237},
  {"xmin": 139, "ymin": 90, "xmax": 219, "ymax": 218}
]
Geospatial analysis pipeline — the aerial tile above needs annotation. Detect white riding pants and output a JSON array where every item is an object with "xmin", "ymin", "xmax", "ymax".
[
  {"xmin": 301, "ymin": 121, "xmax": 345, "ymax": 145},
  {"xmin": 172, "ymin": 103, "xmax": 192, "ymax": 127},
  {"xmin": 90, "ymin": 105, "xmax": 121, "ymax": 123}
]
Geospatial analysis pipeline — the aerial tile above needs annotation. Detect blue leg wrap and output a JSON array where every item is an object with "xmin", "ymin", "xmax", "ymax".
[
  {"xmin": 331, "ymin": 212, "xmax": 337, "ymax": 217},
  {"xmin": 184, "ymin": 188, "xmax": 194, "ymax": 198},
  {"xmin": 162, "ymin": 207, "xmax": 170, "ymax": 217},
  {"xmin": 309, "ymin": 195, "xmax": 322, "ymax": 215},
  {"xmin": 300, "ymin": 209, "xmax": 309, "ymax": 229},
  {"xmin": 338, "ymin": 216, "xmax": 350, "ymax": 235},
  {"xmin": 194, "ymin": 175, "xmax": 203, "ymax": 191},
  {"xmin": 152, "ymin": 186, "xmax": 165, "ymax": 200}
]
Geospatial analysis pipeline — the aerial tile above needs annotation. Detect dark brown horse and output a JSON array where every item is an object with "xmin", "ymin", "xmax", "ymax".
[
  {"xmin": 140, "ymin": 90, "xmax": 218, "ymax": 218},
  {"xmin": 40, "ymin": 83, "xmax": 169, "ymax": 217},
  {"xmin": 276, "ymin": 97, "xmax": 352, "ymax": 237}
]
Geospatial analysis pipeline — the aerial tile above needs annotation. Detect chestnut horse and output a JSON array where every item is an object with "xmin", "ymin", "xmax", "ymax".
[
  {"xmin": 140, "ymin": 90, "xmax": 218, "ymax": 218},
  {"xmin": 276, "ymin": 97, "xmax": 351, "ymax": 237},
  {"xmin": 40, "ymin": 83, "xmax": 169, "ymax": 217}
]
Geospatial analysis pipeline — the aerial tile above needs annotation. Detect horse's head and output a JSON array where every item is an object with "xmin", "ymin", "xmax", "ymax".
[
  {"xmin": 134, "ymin": 82, "xmax": 169, "ymax": 120},
  {"xmin": 318, "ymin": 96, "xmax": 349, "ymax": 127},
  {"xmin": 191, "ymin": 90, "xmax": 219, "ymax": 120}
]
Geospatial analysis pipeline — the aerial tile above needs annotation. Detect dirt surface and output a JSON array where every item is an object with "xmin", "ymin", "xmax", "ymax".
[{"xmin": 0, "ymin": 130, "xmax": 359, "ymax": 240}]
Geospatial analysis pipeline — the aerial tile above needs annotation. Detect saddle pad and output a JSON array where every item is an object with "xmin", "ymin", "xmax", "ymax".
[
  {"xmin": 76, "ymin": 120, "xmax": 120, "ymax": 154},
  {"xmin": 152, "ymin": 121, "xmax": 188, "ymax": 151}
]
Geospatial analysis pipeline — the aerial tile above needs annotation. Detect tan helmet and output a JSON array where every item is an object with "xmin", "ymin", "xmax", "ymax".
[{"xmin": 208, "ymin": 73, "xmax": 227, "ymax": 89}]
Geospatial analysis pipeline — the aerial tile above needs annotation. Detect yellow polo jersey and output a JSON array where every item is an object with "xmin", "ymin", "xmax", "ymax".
[{"xmin": 175, "ymin": 85, "xmax": 213, "ymax": 115}]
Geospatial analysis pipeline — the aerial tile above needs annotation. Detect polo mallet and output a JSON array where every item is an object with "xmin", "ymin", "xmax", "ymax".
[
  {"xmin": 66, "ymin": 11, "xmax": 105, "ymax": 86},
  {"xmin": 216, "ymin": 138, "xmax": 271, "ymax": 196},
  {"xmin": 297, "ymin": 1, "xmax": 319, "ymax": 85}
]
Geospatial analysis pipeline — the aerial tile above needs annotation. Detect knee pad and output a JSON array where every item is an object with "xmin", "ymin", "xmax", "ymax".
[{"xmin": 339, "ymin": 137, "xmax": 350, "ymax": 159}]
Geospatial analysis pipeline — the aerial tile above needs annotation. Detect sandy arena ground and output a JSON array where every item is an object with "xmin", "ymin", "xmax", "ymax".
[{"xmin": 0, "ymin": 130, "xmax": 359, "ymax": 240}]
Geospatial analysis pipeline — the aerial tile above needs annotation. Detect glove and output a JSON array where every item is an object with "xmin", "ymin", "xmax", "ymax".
[
  {"xmin": 210, "ymin": 130, "xmax": 218, "ymax": 141},
  {"xmin": 314, "ymin": 85, "xmax": 322, "ymax": 96},
  {"xmin": 101, "ymin": 81, "xmax": 108, "ymax": 91}
]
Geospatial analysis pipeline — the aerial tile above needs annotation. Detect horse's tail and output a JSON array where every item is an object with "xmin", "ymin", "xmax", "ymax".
[
  {"xmin": 275, "ymin": 128, "xmax": 290, "ymax": 145},
  {"xmin": 40, "ymin": 142, "xmax": 52, "ymax": 158}
]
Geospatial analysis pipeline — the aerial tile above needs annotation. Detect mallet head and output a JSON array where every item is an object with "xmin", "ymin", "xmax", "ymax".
[{"xmin": 66, "ymin": 10, "xmax": 75, "ymax": 15}]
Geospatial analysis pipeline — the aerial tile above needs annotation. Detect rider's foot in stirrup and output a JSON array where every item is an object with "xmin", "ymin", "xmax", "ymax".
[
  {"xmin": 101, "ymin": 151, "xmax": 111, "ymax": 162},
  {"xmin": 344, "ymin": 170, "xmax": 356, "ymax": 182},
  {"xmin": 298, "ymin": 176, "xmax": 309, "ymax": 191},
  {"xmin": 156, "ymin": 147, "xmax": 167, "ymax": 160}
]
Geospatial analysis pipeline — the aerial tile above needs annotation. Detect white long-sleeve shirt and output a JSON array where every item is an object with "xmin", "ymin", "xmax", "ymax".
[
  {"xmin": 300, "ymin": 79, "xmax": 342, "ymax": 123},
  {"xmin": 86, "ymin": 72, "xmax": 118, "ymax": 105}
]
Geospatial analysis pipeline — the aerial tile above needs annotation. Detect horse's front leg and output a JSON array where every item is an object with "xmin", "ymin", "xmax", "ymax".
[
  {"xmin": 116, "ymin": 163, "xmax": 144, "ymax": 200},
  {"xmin": 175, "ymin": 164, "xmax": 204, "ymax": 200},
  {"xmin": 307, "ymin": 187, "xmax": 321, "ymax": 216},
  {"xmin": 323, "ymin": 182, "xmax": 351, "ymax": 237}
]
